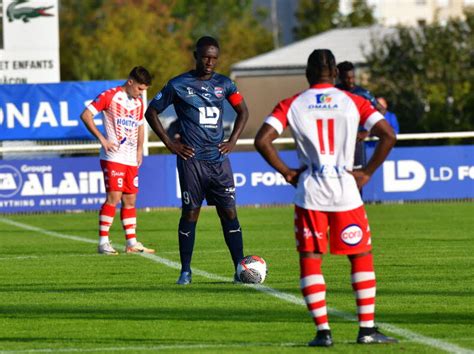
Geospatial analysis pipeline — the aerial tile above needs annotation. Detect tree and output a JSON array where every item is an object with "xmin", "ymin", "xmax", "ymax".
[
  {"xmin": 172, "ymin": 0, "xmax": 273, "ymax": 74},
  {"xmin": 364, "ymin": 15, "xmax": 474, "ymax": 134},
  {"xmin": 60, "ymin": 0, "xmax": 192, "ymax": 93},
  {"xmin": 293, "ymin": 0, "xmax": 341, "ymax": 40},
  {"xmin": 342, "ymin": 0, "xmax": 376, "ymax": 27},
  {"xmin": 59, "ymin": 0, "xmax": 272, "ymax": 86}
]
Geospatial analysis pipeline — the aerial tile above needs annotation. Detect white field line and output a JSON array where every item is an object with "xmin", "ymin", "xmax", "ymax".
[
  {"xmin": 1, "ymin": 217, "xmax": 473, "ymax": 354},
  {"xmin": 0, "ymin": 342, "xmax": 300, "ymax": 353}
]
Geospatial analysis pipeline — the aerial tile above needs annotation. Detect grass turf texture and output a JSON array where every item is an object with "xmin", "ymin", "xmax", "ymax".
[{"xmin": 0, "ymin": 202, "xmax": 472, "ymax": 353}]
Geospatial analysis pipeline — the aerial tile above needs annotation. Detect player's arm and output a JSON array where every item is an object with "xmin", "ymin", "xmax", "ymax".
[
  {"xmin": 352, "ymin": 119, "xmax": 396, "ymax": 188},
  {"xmin": 144, "ymin": 105, "xmax": 194, "ymax": 160},
  {"xmin": 254, "ymin": 123, "xmax": 305, "ymax": 187},
  {"xmin": 219, "ymin": 98, "xmax": 249, "ymax": 154},
  {"xmin": 137, "ymin": 124, "xmax": 144, "ymax": 167},
  {"xmin": 80, "ymin": 108, "xmax": 118, "ymax": 153}
]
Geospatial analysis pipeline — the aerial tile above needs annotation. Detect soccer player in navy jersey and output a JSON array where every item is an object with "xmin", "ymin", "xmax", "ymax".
[
  {"xmin": 336, "ymin": 61, "xmax": 383, "ymax": 172},
  {"xmin": 145, "ymin": 36, "xmax": 249, "ymax": 285}
]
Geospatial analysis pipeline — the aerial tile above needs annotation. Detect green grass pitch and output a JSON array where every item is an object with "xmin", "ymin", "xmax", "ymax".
[{"xmin": 0, "ymin": 202, "xmax": 473, "ymax": 353}]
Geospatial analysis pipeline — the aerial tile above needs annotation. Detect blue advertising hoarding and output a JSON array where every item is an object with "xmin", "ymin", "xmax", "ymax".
[
  {"xmin": 0, "ymin": 80, "xmax": 123, "ymax": 140},
  {"xmin": 0, "ymin": 146, "xmax": 472, "ymax": 213}
]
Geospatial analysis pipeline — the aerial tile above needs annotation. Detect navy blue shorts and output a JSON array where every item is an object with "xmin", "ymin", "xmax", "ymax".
[{"xmin": 177, "ymin": 157, "xmax": 236, "ymax": 210}]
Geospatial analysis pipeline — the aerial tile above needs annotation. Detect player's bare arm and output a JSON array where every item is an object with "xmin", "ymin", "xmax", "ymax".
[
  {"xmin": 351, "ymin": 119, "xmax": 396, "ymax": 188},
  {"xmin": 145, "ymin": 105, "xmax": 195, "ymax": 160},
  {"xmin": 80, "ymin": 108, "xmax": 118, "ymax": 153},
  {"xmin": 219, "ymin": 99, "xmax": 249, "ymax": 154},
  {"xmin": 254, "ymin": 123, "xmax": 306, "ymax": 187},
  {"xmin": 137, "ymin": 124, "xmax": 144, "ymax": 167}
]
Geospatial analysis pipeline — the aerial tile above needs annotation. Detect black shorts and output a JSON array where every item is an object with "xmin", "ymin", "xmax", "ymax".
[
  {"xmin": 177, "ymin": 157, "xmax": 236, "ymax": 210},
  {"xmin": 353, "ymin": 140, "xmax": 367, "ymax": 170}
]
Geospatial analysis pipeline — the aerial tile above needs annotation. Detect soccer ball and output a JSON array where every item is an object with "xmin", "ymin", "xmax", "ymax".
[{"xmin": 236, "ymin": 255, "xmax": 267, "ymax": 284}]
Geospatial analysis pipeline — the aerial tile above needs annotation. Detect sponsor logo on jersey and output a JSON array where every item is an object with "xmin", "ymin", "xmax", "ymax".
[
  {"xmin": 311, "ymin": 164, "xmax": 347, "ymax": 178},
  {"xmin": 116, "ymin": 116, "xmax": 138, "ymax": 128},
  {"xmin": 308, "ymin": 94, "xmax": 339, "ymax": 110},
  {"xmin": 186, "ymin": 87, "xmax": 195, "ymax": 96},
  {"xmin": 214, "ymin": 87, "xmax": 224, "ymax": 98},
  {"xmin": 155, "ymin": 92, "xmax": 163, "ymax": 100},
  {"xmin": 201, "ymin": 85, "xmax": 210, "ymax": 92},
  {"xmin": 340, "ymin": 224, "xmax": 363, "ymax": 245}
]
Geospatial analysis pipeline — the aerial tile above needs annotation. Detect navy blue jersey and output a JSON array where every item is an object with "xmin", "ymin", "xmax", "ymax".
[
  {"xmin": 335, "ymin": 84, "xmax": 378, "ymax": 107},
  {"xmin": 150, "ymin": 71, "xmax": 239, "ymax": 161}
]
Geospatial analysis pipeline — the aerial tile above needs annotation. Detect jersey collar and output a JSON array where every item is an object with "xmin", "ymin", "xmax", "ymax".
[{"xmin": 310, "ymin": 83, "xmax": 334, "ymax": 89}]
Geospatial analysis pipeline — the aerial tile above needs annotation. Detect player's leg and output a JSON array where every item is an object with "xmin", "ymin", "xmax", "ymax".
[
  {"xmin": 177, "ymin": 207, "xmax": 200, "ymax": 284},
  {"xmin": 294, "ymin": 206, "xmax": 333, "ymax": 347},
  {"xmin": 98, "ymin": 191, "xmax": 121, "ymax": 255},
  {"xmin": 98, "ymin": 160, "xmax": 124, "ymax": 255},
  {"xmin": 328, "ymin": 206, "xmax": 397, "ymax": 344},
  {"xmin": 119, "ymin": 164, "xmax": 154, "ymax": 254},
  {"xmin": 216, "ymin": 206, "xmax": 244, "ymax": 275},
  {"xmin": 121, "ymin": 193, "xmax": 154, "ymax": 254},
  {"xmin": 207, "ymin": 158, "xmax": 243, "ymax": 277},
  {"xmin": 176, "ymin": 158, "xmax": 205, "ymax": 285}
]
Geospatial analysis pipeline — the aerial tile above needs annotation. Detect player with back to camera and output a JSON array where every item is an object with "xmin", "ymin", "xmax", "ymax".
[
  {"xmin": 145, "ymin": 36, "xmax": 249, "ymax": 285},
  {"xmin": 254, "ymin": 49, "xmax": 397, "ymax": 346},
  {"xmin": 80, "ymin": 66, "xmax": 155, "ymax": 255}
]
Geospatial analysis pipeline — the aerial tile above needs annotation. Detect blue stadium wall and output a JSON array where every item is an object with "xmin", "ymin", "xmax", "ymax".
[{"xmin": 0, "ymin": 146, "xmax": 473, "ymax": 213}]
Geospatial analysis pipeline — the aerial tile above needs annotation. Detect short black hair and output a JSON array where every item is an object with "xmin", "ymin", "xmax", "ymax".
[
  {"xmin": 128, "ymin": 66, "xmax": 152, "ymax": 86},
  {"xmin": 336, "ymin": 61, "xmax": 354, "ymax": 74},
  {"xmin": 306, "ymin": 49, "xmax": 337, "ymax": 84},
  {"xmin": 196, "ymin": 36, "xmax": 219, "ymax": 50}
]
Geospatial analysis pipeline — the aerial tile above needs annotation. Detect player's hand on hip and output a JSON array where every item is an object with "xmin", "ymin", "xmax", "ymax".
[
  {"xmin": 169, "ymin": 140, "xmax": 194, "ymax": 160},
  {"xmin": 218, "ymin": 140, "xmax": 236, "ymax": 155},
  {"xmin": 350, "ymin": 169, "xmax": 371, "ymax": 189},
  {"xmin": 102, "ymin": 139, "xmax": 119, "ymax": 153},
  {"xmin": 285, "ymin": 166, "xmax": 307, "ymax": 187}
]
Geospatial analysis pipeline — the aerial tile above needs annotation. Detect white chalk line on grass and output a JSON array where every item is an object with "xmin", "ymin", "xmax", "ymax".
[
  {"xmin": 0, "ymin": 342, "xmax": 299, "ymax": 353},
  {"xmin": 1, "ymin": 217, "xmax": 473, "ymax": 354}
]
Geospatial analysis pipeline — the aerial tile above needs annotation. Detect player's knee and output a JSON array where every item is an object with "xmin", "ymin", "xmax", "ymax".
[{"xmin": 182, "ymin": 208, "xmax": 200, "ymax": 222}]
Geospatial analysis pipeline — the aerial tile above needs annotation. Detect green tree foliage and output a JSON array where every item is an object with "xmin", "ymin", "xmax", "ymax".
[
  {"xmin": 60, "ymin": 0, "xmax": 192, "ymax": 93},
  {"xmin": 342, "ymin": 0, "xmax": 376, "ymax": 27},
  {"xmin": 172, "ymin": 0, "xmax": 273, "ymax": 74},
  {"xmin": 293, "ymin": 0, "xmax": 341, "ymax": 40},
  {"xmin": 293, "ymin": 0, "xmax": 375, "ymax": 40},
  {"xmin": 60, "ymin": 0, "xmax": 272, "ymax": 87},
  {"xmin": 365, "ymin": 15, "xmax": 474, "ymax": 133}
]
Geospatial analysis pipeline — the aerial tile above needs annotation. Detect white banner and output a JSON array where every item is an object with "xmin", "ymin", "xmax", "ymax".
[{"xmin": 0, "ymin": 0, "xmax": 59, "ymax": 84}]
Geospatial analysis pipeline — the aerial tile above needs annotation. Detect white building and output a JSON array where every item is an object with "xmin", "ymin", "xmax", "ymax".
[{"xmin": 375, "ymin": 0, "xmax": 466, "ymax": 26}]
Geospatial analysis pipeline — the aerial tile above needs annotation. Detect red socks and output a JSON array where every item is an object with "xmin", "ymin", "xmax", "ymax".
[{"xmin": 350, "ymin": 253, "xmax": 376, "ymax": 328}]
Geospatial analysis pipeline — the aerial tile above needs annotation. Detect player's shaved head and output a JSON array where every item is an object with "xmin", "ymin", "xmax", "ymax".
[
  {"xmin": 196, "ymin": 36, "xmax": 219, "ymax": 50},
  {"xmin": 306, "ymin": 49, "xmax": 337, "ymax": 85}
]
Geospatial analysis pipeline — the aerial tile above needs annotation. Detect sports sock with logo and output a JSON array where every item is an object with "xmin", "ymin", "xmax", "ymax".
[
  {"xmin": 99, "ymin": 203, "xmax": 115, "ymax": 245},
  {"xmin": 221, "ymin": 218, "xmax": 244, "ymax": 269},
  {"xmin": 121, "ymin": 207, "xmax": 137, "ymax": 247},
  {"xmin": 350, "ymin": 253, "xmax": 376, "ymax": 328},
  {"xmin": 178, "ymin": 218, "xmax": 197, "ymax": 273},
  {"xmin": 300, "ymin": 256, "xmax": 330, "ymax": 331}
]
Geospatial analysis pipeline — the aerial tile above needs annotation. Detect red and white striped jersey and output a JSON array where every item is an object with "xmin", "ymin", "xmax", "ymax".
[
  {"xmin": 87, "ymin": 86, "xmax": 144, "ymax": 166},
  {"xmin": 265, "ymin": 83, "xmax": 384, "ymax": 211}
]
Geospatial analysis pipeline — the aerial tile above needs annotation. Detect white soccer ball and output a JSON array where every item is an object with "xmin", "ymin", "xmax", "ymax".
[{"xmin": 236, "ymin": 255, "xmax": 267, "ymax": 284}]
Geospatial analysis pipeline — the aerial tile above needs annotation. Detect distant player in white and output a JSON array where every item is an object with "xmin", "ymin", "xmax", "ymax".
[
  {"xmin": 80, "ymin": 66, "xmax": 155, "ymax": 255},
  {"xmin": 254, "ymin": 49, "xmax": 397, "ymax": 346}
]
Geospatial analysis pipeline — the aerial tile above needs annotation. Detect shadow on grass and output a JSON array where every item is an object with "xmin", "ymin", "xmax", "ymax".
[{"xmin": 0, "ymin": 303, "xmax": 306, "ymax": 323}]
